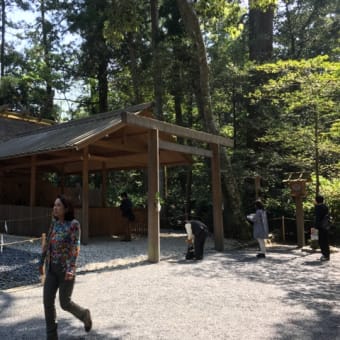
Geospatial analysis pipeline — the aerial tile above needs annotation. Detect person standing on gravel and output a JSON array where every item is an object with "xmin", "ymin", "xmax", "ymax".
[
  {"xmin": 247, "ymin": 200, "xmax": 269, "ymax": 258},
  {"xmin": 184, "ymin": 220, "xmax": 209, "ymax": 260},
  {"xmin": 314, "ymin": 195, "xmax": 330, "ymax": 261},
  {"xmin": 39, "ymin": 195, "xmax": 92, "ymax": 340},
  {"xmin": 119, "ymin": 192, "xmax": 135, "ymax": 241}
]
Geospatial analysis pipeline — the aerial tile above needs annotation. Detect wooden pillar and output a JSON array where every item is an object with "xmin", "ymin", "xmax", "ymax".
[
  {"xmin": 210, "ymin": 144, "xmax": 224, "ymax": 251},
  {"xmin": 30, "ymin": 155, "xmax": 36, "ymax": 207},
  {"xmin": 148, "ymin": 129, "xmax": 160, "ymax": 262},
  {"xmin": 295, "ymin": 196, "xmax": 305, "ymax": 247},
  {"xmin": 29, "ymin": 155, "xmax": 37, "ymax": 236},
  {"xmin": 101, "ymin": 162, "xmax": 107, "ymax": 208},
  {"xmin": 288, "ymin": 179, "xmax": 307, "ymax": 248},
  {"xmin": 82, "ymin": 147, "xmax": 89, "ymax": 244}
]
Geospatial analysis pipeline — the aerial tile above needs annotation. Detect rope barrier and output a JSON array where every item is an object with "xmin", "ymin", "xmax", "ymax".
[
  {"xmin": 0, "ymin": 214, "xmax": 51, "ymax": 224},
  {"xmin": 1, "ymin": 237, "xmax": 42, "ymax": 247},
  {"xmin": 0, "ymin": 234, "xmax": 43, "ymax": 253},
  {"xmin": 0, "ymin": 215, "xmax": 50, "ymax": 252},
  {"xmin": 269, "ymin": 217, "xmax": 313, "ymax": 222}
]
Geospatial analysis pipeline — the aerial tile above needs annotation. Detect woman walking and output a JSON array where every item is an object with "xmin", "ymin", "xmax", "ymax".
[
  {"xmin": 39, "ymin": 195, "xmax": 92, "ymax": 339},
  {"xmin": 248, "ymin": 200, "xmax": 269, "ymax": 258}
]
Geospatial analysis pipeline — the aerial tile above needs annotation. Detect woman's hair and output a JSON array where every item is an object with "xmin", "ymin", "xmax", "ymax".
[
  {"xmin": 55, "ymin": 194, "xmax": 75, "ymax": 221},
  {"xmin": 255, "ymin": 200, "xmax": 264, "ymax": 210}
]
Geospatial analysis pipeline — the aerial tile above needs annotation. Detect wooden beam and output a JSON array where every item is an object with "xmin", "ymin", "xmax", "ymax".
[
  {"xmin": 87, "ymin": 153, "xmax": 147, "ymax": 164},
  {"xmin": 82, "ymin": 147, "xmax": 89, "ymax": 244},
  {"xmin": 211, "ymin": 144, "xmax": 224, "ymax": 251},
  {"xmin": 148, "ymin": 129, "xmax": 160, "ymax": 262},
  {"xmin": 1, "ymin": 155, "xmax": 83, "ymax": 171},
  {"xmin": 74, "ymin": 122, "xmax": 127, "ymax": 149},
  {"xmin": 121, "ymin": 111, "xmax": 233, "ymax": 147},
  {"xmin": 159, "ymin": 140, "xmax": 212, "ymax": 158},
  {"xmin": 94, "ymin": 139, "xmax": 147, "ymax": 153}
]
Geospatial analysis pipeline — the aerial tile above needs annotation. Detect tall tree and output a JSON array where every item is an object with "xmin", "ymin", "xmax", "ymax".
[
  {"xmin": 275, "ymin": 0, "xmax": 340, "ymax": 59},
  {"xmin": 248, "ymin": 0, "xmax": 276, "ymax": 63},
  {"xmin": 67, "ymin": 0, "xmax": 111, "ymax": 114},
  {"xmin": 176, "ymin": 0, "xmax": 247, "ymax": 238},
  {"xmin": 150, "ymin": 0, "xmax": 163, "ymax": 118},
  {"xmin": 0, "ymin": 0, "xmax": 30, "ymax": 77},
  {"xmin": 39, "ymin": 0, "xmax": 53, "ymax": 118},
  {"xmin": 250, "ymin": 57, "xmax": 340, "ymax": 195},
  {"xmin": 0, "ymin": 0, "xmax": 5, "ymax": 77},
  {"xmin": 104, "ymin": 0, "xmax": 152, "ymax": 107},
  {"xmin": 0, "ymin": 1, "xmax": 76, "ymax": 118}
]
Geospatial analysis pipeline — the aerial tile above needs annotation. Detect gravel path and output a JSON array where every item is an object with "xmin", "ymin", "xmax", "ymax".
[{"xmin": 1, "ymin": 233, "xmax": 340, "ymax": 340}]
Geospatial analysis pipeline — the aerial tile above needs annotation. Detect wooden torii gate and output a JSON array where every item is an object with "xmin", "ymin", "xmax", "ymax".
[{"xmin": 283, "ymin": 172, "xmax": 311, "ymax": 248}]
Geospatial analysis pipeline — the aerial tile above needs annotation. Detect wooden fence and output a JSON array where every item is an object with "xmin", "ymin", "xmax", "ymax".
[{"xmin": 0, "ymin": 205, "xmax": 147, "ymax": 237}]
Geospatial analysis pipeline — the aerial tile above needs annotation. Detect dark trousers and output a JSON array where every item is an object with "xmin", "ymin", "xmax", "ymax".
[
  {"xmin": 318, "ymin": 228, "xmax": 330, "ymax": 258},
  {"xmin": 194, "ymin": 230, "xmax": 208, "ymax": 259},
  {"xmin": 122, "ymin": 218, "xmax": 132, "ymax": 241},
  {"xmin": 43, "ymin": 263, "xmax": 86, "ymax": 340}
]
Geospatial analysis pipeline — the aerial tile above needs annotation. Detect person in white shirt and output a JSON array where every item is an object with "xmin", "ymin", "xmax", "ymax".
[
  {"xmin": 184, "ymin": 220, "xmax": 209, "ymax": 260},
  {"xmin": 247, "ymin": 200, "xmax": 269, "ymax": 258}
]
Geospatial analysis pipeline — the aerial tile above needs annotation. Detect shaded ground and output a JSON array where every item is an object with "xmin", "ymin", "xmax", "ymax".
[{"xmin": 1, "ymin": 234, "xmax": 340, "ymax": 339}]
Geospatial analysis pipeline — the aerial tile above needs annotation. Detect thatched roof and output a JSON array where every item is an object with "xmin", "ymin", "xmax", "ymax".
[
  {"xmin": 0, "ymin": 102, "xmax": 232, "ymax": 174},
  {"xmin": 0, "ymin": 112, "xmax": 53, "ymax": 141}
]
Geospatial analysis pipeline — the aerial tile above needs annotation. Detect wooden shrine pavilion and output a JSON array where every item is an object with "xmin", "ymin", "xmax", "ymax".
[{"xmin": 0, "ymin": 103, "xmax": 232, "ymax": 262}]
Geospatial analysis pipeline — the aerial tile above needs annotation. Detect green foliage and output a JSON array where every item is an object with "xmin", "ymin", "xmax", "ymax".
[
  {"xmin": 226, "ymin": 56, "xmax": 339, "ymax": 225},
  {"xmin": 275, "ymin": 0, "xmax": 340, "ymax": 59},
  {"xmin": 249, "ymin": 0, "xmax": 277, "ymax": 10},
  {"xmin": 250, "ymin": 57, "xmax": 340, "ymax": 178}
]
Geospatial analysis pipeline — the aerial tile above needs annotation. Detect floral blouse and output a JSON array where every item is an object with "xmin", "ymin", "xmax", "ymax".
[{"xmin": 40, "ymin": 219, "xmax": 81, "ymax": 275}]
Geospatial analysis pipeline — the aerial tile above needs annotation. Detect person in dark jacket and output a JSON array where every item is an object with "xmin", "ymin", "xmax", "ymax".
[
  {"xmin": 184, "ymin": 220, "xmax": 209, "ymax": 260},
  {"xmin": 119, "ymin": 192, "xmax": 135, "ymax": 241},
  {"xmin": 314, "ymin": 195, "xmax": 330, "ymax": 261}
]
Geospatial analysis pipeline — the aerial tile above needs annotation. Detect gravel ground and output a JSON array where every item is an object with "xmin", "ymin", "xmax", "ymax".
[
  {"xmin": 1, "ymin": 233, "xmax": 340, "ymax": 340},
  {"xmin": 0, "ymin": 232, "xmax": 243, "ymax": 290}
]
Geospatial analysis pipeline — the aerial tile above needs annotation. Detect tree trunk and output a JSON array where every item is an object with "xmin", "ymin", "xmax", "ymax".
[
  {"xmin": 150, "ymin": 0, "xmax": 163, "ymax": 119},
  {"xmin": 176, "ymin": 0, "xmax": 248, "ymax": 238},
  {"xmin": 314, "ymin": 106, "xmax": 320, "ymax": 195},
  {"xmin": 98, "ymin": 59, "xmax": 108, "ymax": 112},
  {"xmin": 40, "ymin": 0, "xmax": 54, "ymax": 119},
  {"xmin": 284, "ymin": 1, "xmax": 296, "ymax": 58},
  {"xmin": 1, "ymin": 0, "xmax": 5, "ymax": 77},
  {"xmin": 248, "ymin": 0, "xmax": 274, "ymax": 63},
  {"xmin": 127, "ymin": 32, "xmax": 141, "ymax": 105}
]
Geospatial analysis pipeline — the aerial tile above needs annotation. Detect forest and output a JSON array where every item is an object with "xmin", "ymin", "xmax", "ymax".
[{"xmin": 0, "ymin": 0, "xmax": 339, "ymax": 239}]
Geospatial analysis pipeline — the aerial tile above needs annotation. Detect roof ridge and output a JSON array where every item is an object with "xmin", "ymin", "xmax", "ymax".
[{"xmin": 1, "ymin": 102, "xmax": 153, "ymax": 141}]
